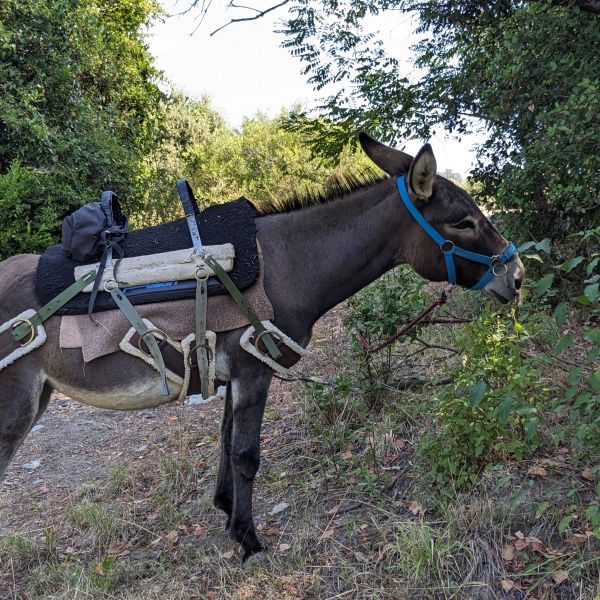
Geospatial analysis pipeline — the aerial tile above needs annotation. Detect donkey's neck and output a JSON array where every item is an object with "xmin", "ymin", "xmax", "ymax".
[{"xmin": 256, "ymin": 178, "xmax": 407, "ymax": 341}]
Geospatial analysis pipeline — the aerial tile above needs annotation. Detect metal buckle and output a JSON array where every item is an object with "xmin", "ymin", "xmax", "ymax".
[
  {"xmin": 440, "ymin": 240, "xmax": 455, "ymax": 253},
  {"xmin": 103, "ymin": 278, "xmax": 119, "ymax": 292},
  {"xmin": 137, "ymin": 328, "xmax": 168, "ymax": 354},
  {"xmin": 195, "ymin": 266, "xmax": 210, "ymax": 281},
  {"xmin": 254, "ymin": 328, "xmax": 282, "ymax": 351},
  {"xmin": 188, "ymin": 342, "xmax": 214, "ymax": 365},
  {"xmin": 11, "ymin": 318, "xmax": 36, "ymax": 347}
]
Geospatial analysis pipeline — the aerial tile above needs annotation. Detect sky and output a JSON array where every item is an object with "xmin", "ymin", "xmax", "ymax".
[{"xmin": 148, "ymin": 0, "xmax": 484, "ymax": 176}]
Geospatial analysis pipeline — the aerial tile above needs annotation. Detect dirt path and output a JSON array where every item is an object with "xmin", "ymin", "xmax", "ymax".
[{"xmin": 0, "ymin": 308, "xmax": 344, "ymax": 543}]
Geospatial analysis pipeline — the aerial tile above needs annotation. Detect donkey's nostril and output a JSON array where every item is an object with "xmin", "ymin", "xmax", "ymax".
[{"xmin": 515, "ymin": 276, "xmax": 522, "ymax": 290}]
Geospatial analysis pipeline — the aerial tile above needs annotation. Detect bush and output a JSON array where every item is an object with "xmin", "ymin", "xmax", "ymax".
[
  {"xmin": 418, "ymin": 308, "xmax": 546, "ymax": 488},
  {"xmin": 344, "ymin": 265, "xmax": 436, "ymax": 386},
  {"xmin": 0, "ymin": 161, "xmax": 81, "ymax": 257}
]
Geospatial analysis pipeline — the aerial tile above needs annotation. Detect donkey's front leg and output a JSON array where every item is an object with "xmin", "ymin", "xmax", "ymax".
[
  {"xmin": 229, "ymin": 366, "xmax": 272, "ymax": 560},
  {"xmin": 213, "ymin": 382, "xmax": 234, "ymax": 528}
]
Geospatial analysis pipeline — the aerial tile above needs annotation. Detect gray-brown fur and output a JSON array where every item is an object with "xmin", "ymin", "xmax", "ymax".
[{"xmin": 0, "ymin": 135, "xmax": 524, "ymax": 561}]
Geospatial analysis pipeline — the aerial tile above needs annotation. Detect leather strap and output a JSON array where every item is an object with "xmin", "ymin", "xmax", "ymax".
[
  {"xmin": 178, "ymin": 179, "xmax": 210, "ymax": 396},
  {"xmin": 11, "ymin": 270, "xmax": 98, "ymax": 343},
  {"xmin": 109, "ymin": 287, "xmax": 170, "ymax": 396},
  {"xmin": 88, "ymin": 191, "xmax": 128, "ymax": 321},
  {"xmin": 203, "ymin": 253, "xmax": 282, "ymax": 360},
  {"xmin": 177, "ymin": 179, "xmax": 203, "ymax": 253},
  {"xmin": 195, "ymin": 275, "xmax": 210, "ymax": 398}
]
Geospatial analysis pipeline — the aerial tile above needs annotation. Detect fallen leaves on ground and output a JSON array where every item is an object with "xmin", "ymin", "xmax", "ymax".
[
  {"xmin": 552, "ymin": 570, "xmax": 569, "ymax": 584},
  {"xmin": 529, "ymin": 465, "xmax": 548, "ymax": 477},
  {"xmin": 501, "ymin": 544, "xmax": 515, "ymax": 561}
]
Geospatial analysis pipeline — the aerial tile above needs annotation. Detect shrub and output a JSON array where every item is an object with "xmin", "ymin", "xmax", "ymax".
[
  {"xmin": 418, "ymin": 308, "xmax": 547, "ymax": 488},
  {"xmin": 0, "ymin": 161, "xmax": 81, "ymax": 257}
]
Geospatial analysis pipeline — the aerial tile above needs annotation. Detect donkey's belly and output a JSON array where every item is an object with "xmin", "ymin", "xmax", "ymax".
[{"xmin": 46, "ymin": 375, "xmax": 181, "ymax": 411}]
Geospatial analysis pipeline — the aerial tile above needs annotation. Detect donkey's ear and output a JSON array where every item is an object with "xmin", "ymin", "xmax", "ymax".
[
  {"xmin": 408, "ymin": 143, "xmax": 437, "ymax": 199},
  {"xmin": 358, "ymin": 132, "xmax": 413, "ymax": 175}
]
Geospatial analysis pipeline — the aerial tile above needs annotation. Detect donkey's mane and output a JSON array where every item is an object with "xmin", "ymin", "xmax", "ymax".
[{"xmin": 253, "ymin": 170, "xmax": 387, "ymax": 215}]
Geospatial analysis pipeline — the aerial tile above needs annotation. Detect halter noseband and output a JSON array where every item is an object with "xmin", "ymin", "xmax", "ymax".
[{"xmin": 397, "ymin": 176, "xmax": 517, "ymax": 291}]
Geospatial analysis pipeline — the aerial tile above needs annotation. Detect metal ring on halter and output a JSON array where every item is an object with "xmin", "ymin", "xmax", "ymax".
[
  {"xmin": 187, "ymin": 343, "xmax": 214, "ymax": 366},
  {"xmin": 103, "ymin": 278, "xmax": 119, "ymax": 292},
  {"xmin": 254, "ymin": 328, "xmax": 282, "ymax": 351},
  {"xmin": 137, "ymin": 328, "xmax": 168, "ymax": 354},
  {"xmin": 11, "ymin": 318, "xmax": 36, "ymax": 347},
  {"xmin": 195, "ymin": 266, "xmax": 210, "ymax": 281},
  {"xmin": 492, "ymin": 261, "xmax": 508, "ymax": 277},
  {"xmin": 440, "ymin": 240, "xmax": 455, "ymax": 253}
]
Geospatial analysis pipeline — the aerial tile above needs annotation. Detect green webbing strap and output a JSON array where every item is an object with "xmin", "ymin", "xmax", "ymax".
[
  {"xmin": 203, "ymin": 253, "xmax": 282, "ymax": 360},
  {"xmin": 11, "ymin": 270, "xmax": 98, "ymax": 343},
  {"xmin": 195, "ymin": 273, "xmax": 210, "ymax": 398},
  {"xmin": 108, "ymin": 287, "xmax": 170, "ymax": 396}
]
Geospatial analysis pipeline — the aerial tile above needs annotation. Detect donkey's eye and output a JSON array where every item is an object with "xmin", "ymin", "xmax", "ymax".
[{"xmin": 453, "ymin": 219, "xmax": 476, "ymax": 230}]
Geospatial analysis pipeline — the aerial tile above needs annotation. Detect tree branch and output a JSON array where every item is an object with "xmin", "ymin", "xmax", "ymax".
[{"xmin": 210, "ymin": 0, "xmax": 291, "ymax": 36}]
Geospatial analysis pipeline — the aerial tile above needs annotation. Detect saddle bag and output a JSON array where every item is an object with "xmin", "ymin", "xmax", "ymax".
[{"xmin": 62, "ymin": 191, "xmax": 128, "ymax": 263}]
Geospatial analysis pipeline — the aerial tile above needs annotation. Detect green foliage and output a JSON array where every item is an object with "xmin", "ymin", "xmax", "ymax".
[
  {"xmin": 0, "ymin": 162, "xmax": 79, "ymax": 257},
  {"xmin": 279, "ymin": 0, "xmax": 600, "ymax": 245},
  {"xmin": 542, "ymin": 233, "xmax": 600, "ymax": 455},
  {"xmin": 344, "ymin": 265, "xmax": 435, "ymax": 385},
  {"xmin": 418, "ymin": 309, "xmax": 546, "ymax": 488},
  {"xmin": 137, "ymin": 97, "xmax": 380, "ymax": 225},
  {"xmin": 346, "ymin": 266, "xmax": 430, "ymax": 341},
  {"xmin": 0, "ymin": 0, "xmax": 162, "ymax": 257}
]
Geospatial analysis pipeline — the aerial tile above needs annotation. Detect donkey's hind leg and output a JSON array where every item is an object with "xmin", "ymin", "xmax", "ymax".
[
  {"xmin": 213, "ymin": 382, "xmax": 234, "ymax": 528},
  {"xmin": 0, "ymin": 365, "xmax": 47, "ymax": 480}
]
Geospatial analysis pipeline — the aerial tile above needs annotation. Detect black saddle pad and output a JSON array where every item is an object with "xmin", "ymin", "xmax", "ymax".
[{"xmin": 36, "ymin": 198, "xmax": 260, "ymax": 315}]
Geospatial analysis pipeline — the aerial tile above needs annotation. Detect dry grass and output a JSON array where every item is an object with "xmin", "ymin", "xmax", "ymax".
[{"xmin": 0, "ymin": 304, "xmax": 599, "ymax": 600}]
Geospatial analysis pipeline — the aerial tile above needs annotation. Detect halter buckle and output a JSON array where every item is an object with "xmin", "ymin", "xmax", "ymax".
[{"xmin": 440, "ymin": 240, "xmax": 455, "ymax": 253}]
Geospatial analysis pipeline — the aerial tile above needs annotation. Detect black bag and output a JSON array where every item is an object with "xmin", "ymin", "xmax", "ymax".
[
  {"xmin": 62, "ymin": 191, "xmax": 128, "ymax": 263},
  {"xmin": 62, "ymin": 191, "xmax": 129, "ymax": 320}
]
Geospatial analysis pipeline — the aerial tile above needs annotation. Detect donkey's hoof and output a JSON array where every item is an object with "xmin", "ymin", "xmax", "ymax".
[{"xmin": 242, "ymin": 549, "xmax": 268, "ymax": 570}]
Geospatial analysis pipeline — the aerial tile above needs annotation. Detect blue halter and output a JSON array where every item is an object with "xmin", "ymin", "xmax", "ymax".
[{"xmin": 397, "ymin": 176, "xmax": 517, "ymax": 291}]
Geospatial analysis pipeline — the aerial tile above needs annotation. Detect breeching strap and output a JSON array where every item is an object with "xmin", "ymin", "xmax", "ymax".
[{"xmin": 396, "ymin": 177, "xmax": 517, "ymax": 291}]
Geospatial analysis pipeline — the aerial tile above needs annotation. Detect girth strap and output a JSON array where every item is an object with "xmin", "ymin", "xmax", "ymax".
[
  {"xmin": 195, "ymin": 272, "xmax": 210, "ymax": 399},
  {"xmin": 177, "ymin": 179, "xmax": 210, "ymax": 397}
]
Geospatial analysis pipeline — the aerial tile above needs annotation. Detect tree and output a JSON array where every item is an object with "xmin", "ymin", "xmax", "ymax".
[
  {"xmin": 186, "ymin": 0, "xmax": 600, "ymax": 242},
  {"xmin": 137, "ymin": 94, "xmax": 380, "ymax": 225},
  {"xmin": 0, "ymin": 0, "xmax": 163, "ymax": 257},
  {"xmin": 274, "ymin": 0, "xmax": 600, "ymax": 244}
]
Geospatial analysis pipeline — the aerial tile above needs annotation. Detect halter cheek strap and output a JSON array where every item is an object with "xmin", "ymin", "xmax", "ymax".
[{"xmin": 396, "ymin": 177, "xmax": 517, "ymax": 291}]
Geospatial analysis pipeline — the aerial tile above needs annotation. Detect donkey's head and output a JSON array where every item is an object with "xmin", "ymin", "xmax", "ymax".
[{"xmin": 359, "ymin": 133, "xmax": 524, "ymax": 302}]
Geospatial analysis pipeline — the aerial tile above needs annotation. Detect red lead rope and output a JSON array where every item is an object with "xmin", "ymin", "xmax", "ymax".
[{"xmin": 356, "ymin": 290, "xmax": 469, "ymax": 356}]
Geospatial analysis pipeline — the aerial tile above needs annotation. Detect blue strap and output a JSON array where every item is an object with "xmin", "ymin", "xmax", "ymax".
[
  {"xmin": 397, "ymin": 177, "xmax": 446, "ymax": 246},
  {"xmin": 396, "ymin": 177, "xmax": 517, "ymax": 290}
]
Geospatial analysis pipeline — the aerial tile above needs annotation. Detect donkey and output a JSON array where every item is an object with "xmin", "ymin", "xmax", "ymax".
[{"xmin": 0, "ymin": 134, "xmax": 523, "ymax": 560}]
